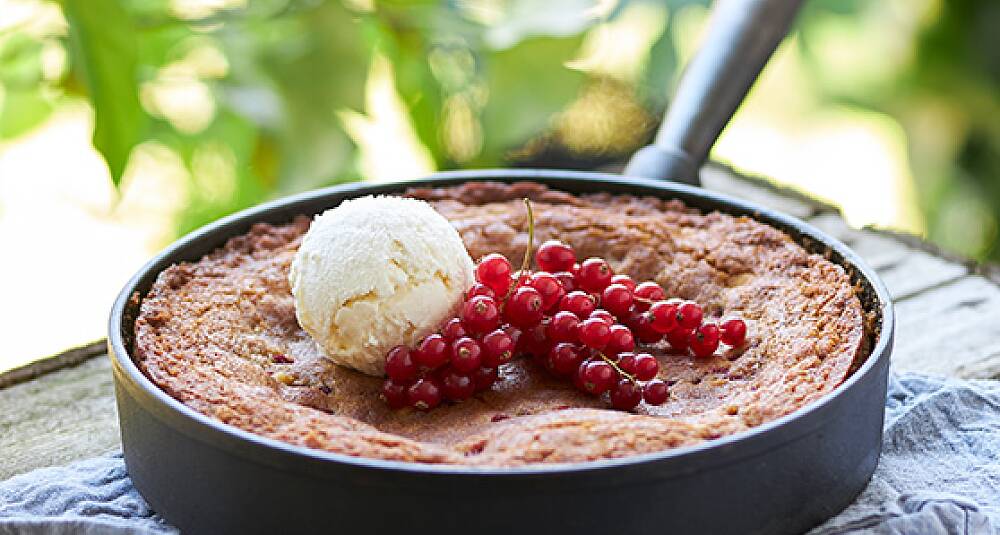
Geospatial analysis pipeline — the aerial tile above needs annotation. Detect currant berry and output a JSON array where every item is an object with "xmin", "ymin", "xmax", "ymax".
[
  {"xmin": 441, "ymin": 318, "xmax": 467, "ymax": 341},
  {"xmin": 472, "ymin": 366, "xmax": 499, "ymax": 391},
  {"xmin": 481, "ymin": 329, "xmax": 514, "ymax": 367},
  {"xmin": 610, "ymin": 379, "xmax": 643, "ymax": 410},
  {"xmin": 385, "ymin": 345, "xmax": 418, "ymax": 383},
  {"xmin": 520, "ymin": 321, "xmax": 551, "ymax": 359},
  {"xmin": 649, "ymin": 301, "xmax": 679, "ymax": 334},
  {"xmin": 381, "ymin": 379, "xmax": 409, "ymax": 409},
  {"xmin": 476, "ymin": 253, "xmax": 513, "ymax": 294},
  {"xmin": 547, "ymin": 343, "xmax": 584, "ymax": 376},
  {"xmin": 628, "ymin": 310, "xmax": 663, "ymax": 344},
  {"xmin": 606, "ymin": 324, "xmax": 636, "ymax": 355},
  {"xmin": 634, "ymin": 281, "xmax": 666, "ymax": 304},
  {"xmin": 536, "ymin": 240, "xmax": 576, "ymax": 272},
  {"xmin": 610, "ymin": 274, "xmax": 637, "ymax": 293},
  {"xmin": 676, "ymin": 301, "xmax": 704, "ymax": 330},
  {"xmin": 553, "ymin": 271, "xmax": 577, "ymax": 293},
  {"xmin": 601, "ymin": 283, "xmax": 634, "ymax": 316},
  {"xmin": 505, "ymin": 286, "xmax": 545, "ymax": 327},
  {"xmin": 414, "ymin": 334, "xmax": 450, "ymax": 368},
  {"xmin": 579, "ymin": 360, "xmax": 617, "ymax": 395},
  {"xmin": 461, "ymin": 295, "xmax": 500, "ymax": 334},
  {"xmin": 720, "ymin": 318, "xmax": 748, "ymax": 346},
  {"xmin": 633, "ymin": 353, "xmax": 659, "ymax": 381},
  {"xmin": 577, "ymin": 317, "xmax": 612, "ymax": 349},
  {"xmin": 407, "ymin": 378, "xmax": 442, "ymax": 410},
  {"xmin": 643, "ymin": 379, "xmax": 669, "ymax": 405},
  {"xmin": 617, "ymin": 353, "xmax": 639, "ymax": 375},
  {"xmin": 560, "ymin": 291, "xmax": 597, "ymax": 318},
  {"xmin": 451, "ymin": 337, "xmax": 483, "ymax": 373},
  {"xmin": 529, "ymin": 271, "xmax": 565, "ymax": 311},
  {"xmin": 589, "ymin": 309, "xmax": 616, "ymax": 324},
  {"xmin": 548, "ymin": 311, "xmax": 580, "ymax": 343},
  {"xmin": 577, "ymin": 258, "xmax": 613, "ymax": 292},
  {"xmin": 466, "ymin": 282, "xmax": 496, "ymax": 300},
  {"xmin": 666, "ymin": 328, "xmax": 692, "ymax": 352},
  {"xmin": 688, "ymin": 322, "xmax": 721, "ymax": 358},
  {"xmin": 441, "ymin": 370, "xmax": 476, "ymax": 401}
]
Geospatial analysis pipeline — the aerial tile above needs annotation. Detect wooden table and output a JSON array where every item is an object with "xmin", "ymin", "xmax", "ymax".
[{"xmin": 4, "ymin": 164, "xmax": 1000, "ymax": 481}]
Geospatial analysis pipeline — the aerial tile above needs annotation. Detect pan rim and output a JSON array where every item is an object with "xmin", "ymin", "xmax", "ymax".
[{"xmin": 108, "ymin": 168, "xmax": 894, "ymax": 479}]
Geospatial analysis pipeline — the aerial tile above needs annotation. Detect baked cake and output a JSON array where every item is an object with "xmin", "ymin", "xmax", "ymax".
[{"xmin": 133, "ymin": 181, "xmax": 866, "ymax": 466}]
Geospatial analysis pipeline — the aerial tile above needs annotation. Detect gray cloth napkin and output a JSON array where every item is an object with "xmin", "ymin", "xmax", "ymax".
[{"xmin": 2, "ymin": 372, "xmax": 998, "ymax": 534}]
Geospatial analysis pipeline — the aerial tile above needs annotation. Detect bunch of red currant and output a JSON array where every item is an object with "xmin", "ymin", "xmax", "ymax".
[{"xmin": 380, "ymin": 200, "xmax": 747, "ymax": 411}]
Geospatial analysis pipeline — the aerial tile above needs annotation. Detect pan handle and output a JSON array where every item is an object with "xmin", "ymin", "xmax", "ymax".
[{"xmin": 623, "ymin": 0, "xmax": 804, "ymax": 185}]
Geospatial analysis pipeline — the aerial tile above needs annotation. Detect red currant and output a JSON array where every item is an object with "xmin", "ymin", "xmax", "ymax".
[
  {"xmin": 666, "ymin": 327, "xmax": 692, "ymax": 352},
  {"xmin": 440, "ymin": 370, "xmax": 476, "ymax": 401},
  {"xmin": 610, "ymin": 379, "xmax": 642, "ymax": 410},
  {"xmin": 481, "ymin": 329, "xmax": 514, "ymax": 367},
  {"xmin": 628, "ymin": 309, "xmax": 663, "ymax": 344},
  {"xmin": 381, "ymin": 379, "xmax": 409, "ymax": 409},
  {"xmin": 385, "ymin": 345, "xmax": 418, "ymax": 383},
  {"xmin": 610, "ymin": 274, "xmax": 636, "ymax": 293},
  {"xmin": 407, "ymin": 378, "xmax": 442, "ymax": 410},
  {"xmin": 535, "ymin": 240, "xmax": 576, "ymax": 272},
  {"xmin": 461, "ymin": 295, "xmax": 500, "ymax": 333},
  {"xmin": 441, "ymin": 318, "xmax": 467, "ymax": 341},
  {"xmin": 633, "ymin": 353, "xmax": 659, "ymax": 381},
  {"xmin": 634, "ymin": 281, "xmax": 666, "ymax": 303},
  {"xmin": 548, "ymin": 311, "xmax": 580, "ymax": 343},
  {"xmin": 606, "ymin": 324, "xmax": 636, "ymax": 355},
  {"xmin": 476, "ymin": 253, "xmax": 513, "ymax": 294},
  {"xmin": 577, "ymin": 317, "xmax": 611, "ymax": 349},
  {"xmin": 451, "ymin": 337, "xmax": 483, "ymax": 373},
  {"xmin": 528, "ymin": 271, "xmax": 565, "ymax": 311},
  {"xmin": 505, "ymin": 286, "xmax": 545, "ymax": 327},
  {"xmin": 414, "ymin": 334, "xmax": 450, "ymax": 368},
  {"xmin": 720, "ymin": 318, "xmax": 748, "ymax": 346},
  {"xmin": 547, "ymin": 343, "xmax": 584, "ymax": 376},
  {"xmin": 466, "ymin": 282, "xmax": 496, "ymax": 300},
  {"xmin": 560, "ymin": 291, "xmax": 596, "ymax": 318},
  {"xmin": 519, "ymin": 321, "xmax": 551, "ymax": 359},
  {"xmin": 649, "ymin": 301, "xmax": 679, "ymax": 333},
  {"xmin": 472, "ymin": 366, "xmax": 498, "ymax": 391},
  {"xmin": 577, "ymin": 258, "xmax": 613, "ymax": 292},
  {"xmin": 676, "ymin": 301, "xmax": 704, "ymax": 330},
  {"xmin": 553, "ymin": 271, "xmax": 576, "ymax": 292},
  {"xmin": 601, "ymin": 283, "xmax": 634, "ymax": 317},
  {"xmin": 617, "ymin": 353, "xmax": 639, "ymax": 375},
  {"xmin": 579, "ymin": 360, "xmax": 617, "ymax": 395},
  {"xmin": 688, "ymin": 322, "xmax": 720, "ymax": 358},
  {"xmin": 589, "ymin": 309, "xmax": 615, "ymax": 324},
  {"xmin": 643, "ymin": 379, "xmax": 669, "ymax": 405}
]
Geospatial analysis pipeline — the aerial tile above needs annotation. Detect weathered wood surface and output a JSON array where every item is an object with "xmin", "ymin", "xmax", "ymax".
[{"xmin": 3, "ymin": 164, "xmax": 999, "ymax": 480}]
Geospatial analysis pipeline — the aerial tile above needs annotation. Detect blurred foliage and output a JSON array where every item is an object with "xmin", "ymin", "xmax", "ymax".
[{"xmin": 0, "ymin": 0, "xmax": 998, "ymax": 260}]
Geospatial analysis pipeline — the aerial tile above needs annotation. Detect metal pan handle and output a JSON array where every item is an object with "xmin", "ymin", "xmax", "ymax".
[{"xmin": 623, "ymin": 0, "xmax": 803, "ymax": 185}]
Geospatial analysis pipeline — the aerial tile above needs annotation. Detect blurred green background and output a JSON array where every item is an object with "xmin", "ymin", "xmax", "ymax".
[{"xmin": 0, "ymin": 0, "xmax": 998, "ymax": 369}]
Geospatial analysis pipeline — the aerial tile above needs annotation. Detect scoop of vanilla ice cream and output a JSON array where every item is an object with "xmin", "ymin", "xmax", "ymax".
[{"xmin": 288, "ymin": 196, "xmax": 474, "ymax": 376}]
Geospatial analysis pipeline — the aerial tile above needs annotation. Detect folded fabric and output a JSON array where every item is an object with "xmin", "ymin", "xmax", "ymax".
[{"xmin": 2, "ymin": 372, "xmax": 998, "ymax": 534}]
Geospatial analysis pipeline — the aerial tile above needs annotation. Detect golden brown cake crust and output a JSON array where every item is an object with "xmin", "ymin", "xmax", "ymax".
[{"xmin": 133, "ymin": 181, "xmax": 866, "ymax": 466}]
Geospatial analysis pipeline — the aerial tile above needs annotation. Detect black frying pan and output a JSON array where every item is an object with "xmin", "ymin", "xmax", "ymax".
[{"xmin": 108, "ymin": 1, "xmax": 895, "ymax": 533}]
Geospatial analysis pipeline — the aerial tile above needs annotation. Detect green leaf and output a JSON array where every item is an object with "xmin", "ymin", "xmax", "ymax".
[
  {"xmin": 0, "ymin": 90, "xmax": 54, "ymax": 138},
  {"xmin": 62, "ymin": 0, "xmax": 146, "ymax": 186},
  {"xmin": 479, "ymin": 36, "xmax": 585, "ymax": 158}
]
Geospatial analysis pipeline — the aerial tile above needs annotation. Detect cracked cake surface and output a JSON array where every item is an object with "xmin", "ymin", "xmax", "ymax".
[{"xmin": 133, "ymin": 181, "xmax": 866, "ymax": 466}]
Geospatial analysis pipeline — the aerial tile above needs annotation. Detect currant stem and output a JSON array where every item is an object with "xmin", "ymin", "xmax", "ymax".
[
  {"xmin": 502, "ymin": 198, "xmax": 535, "ymax": 304},
  {"xmin": 520, "ymin": 198, "xmax": 535, "ymax": 275},
  {"xmin": 598, "ymin": 352, "xmax": 637, "ymax": 383}
]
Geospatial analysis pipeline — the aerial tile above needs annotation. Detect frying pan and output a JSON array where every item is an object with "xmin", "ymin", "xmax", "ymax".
[{"xmin": 108, "ymin": 1, "xmax": 894, "ymax": 533}]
